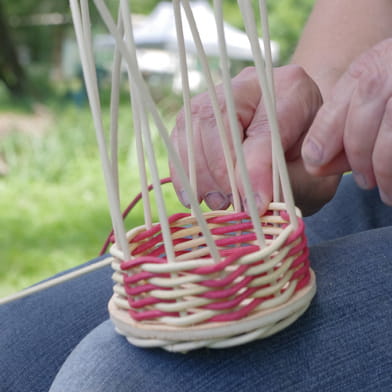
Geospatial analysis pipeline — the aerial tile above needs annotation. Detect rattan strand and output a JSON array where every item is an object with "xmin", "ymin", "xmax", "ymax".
[{"xmin": 108, "ymin": 204, "xmax": 315, "ymax": 350}]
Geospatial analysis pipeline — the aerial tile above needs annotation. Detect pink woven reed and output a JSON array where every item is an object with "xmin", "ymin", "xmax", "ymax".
[{"xmin": 114, "ymin": 209, "xmax": 310, "ymax": 325}]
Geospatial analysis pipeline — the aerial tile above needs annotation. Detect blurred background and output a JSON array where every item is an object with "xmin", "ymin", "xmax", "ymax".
[{"xmin": 0, "ymin": 0, "xmax": 313, "ymax": 297}]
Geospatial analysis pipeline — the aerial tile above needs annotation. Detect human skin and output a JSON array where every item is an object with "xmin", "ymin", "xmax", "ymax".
[
  {"xmin": 171, "ymin": 0, "xmax": 392, "ymax": 214},
  {"xmin": 295, "ymin": 0, "xmax": 392, "ymax": 205},
  {"xmin": 170, "ymin": 65, "xmax": 339, "ymax": 216}
]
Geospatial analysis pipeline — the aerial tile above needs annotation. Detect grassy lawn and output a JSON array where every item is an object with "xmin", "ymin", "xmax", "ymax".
[
  {"xmin": 0, "ymin": 173, "xmax": 111, "ymax": 296},
  {"xmin": 0, "ymin": 95, "xmax": 184, "ymax": 298}
]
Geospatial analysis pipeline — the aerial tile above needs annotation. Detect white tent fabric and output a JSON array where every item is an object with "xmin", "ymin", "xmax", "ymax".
[{"xmin": 132, "ymin": 1, "xmax": 279, "ymax": 62}]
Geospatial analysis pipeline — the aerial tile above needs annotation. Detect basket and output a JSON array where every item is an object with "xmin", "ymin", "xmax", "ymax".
[
  {"xmin": 109, "ymin": 204, "xmax": 316, "ymax": 352},
  {"xmin": 69, "ymin": 0, "xmax": 317, "ymax": 352}
]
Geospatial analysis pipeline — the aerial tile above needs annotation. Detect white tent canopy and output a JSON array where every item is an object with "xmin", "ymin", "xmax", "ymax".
[{"xmin": 132, "ymin": 1, "xmax": 279, "ymax": 62}]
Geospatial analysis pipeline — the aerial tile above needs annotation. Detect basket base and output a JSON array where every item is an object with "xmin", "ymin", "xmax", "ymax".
[{"xmin": 108, "ymin": 269, "xmax": 316, "ymax": 352}]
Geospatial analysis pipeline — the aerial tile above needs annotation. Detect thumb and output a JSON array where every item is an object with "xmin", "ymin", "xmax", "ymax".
[{"xmin": 237, "ymin": 65, "xmax": 322, "ymax": 213}]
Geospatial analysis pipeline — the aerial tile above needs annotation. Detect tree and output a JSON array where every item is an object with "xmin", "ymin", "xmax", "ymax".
[
  {"xmin": 0, "ymin": 2, "xmax": 27, "ymax": 96},
  {"xmin": 0, "ymin": 0, "xmax": 313, "ymax": 98},
  {"xmin": 0, "ymin": 0, "xmax": 161, "ymax": 98}
]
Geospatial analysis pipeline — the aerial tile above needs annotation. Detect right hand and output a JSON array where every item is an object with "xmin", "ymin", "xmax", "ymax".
[{"xmin": 170, "ymin": 65, "xmax": 340, "ymax": 216}]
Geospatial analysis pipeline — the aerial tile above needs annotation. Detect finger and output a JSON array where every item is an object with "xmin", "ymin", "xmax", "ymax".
[
  {"xmin": 343, "ymin": 47, "xmax": 392, "ymax": 189},
  {"xmin": 170, "ymin": 100, "xmax": 223, "ymax": 208},
  {"xmin": 170, "ymin": 107, "xmax": 195, "ymax": 208},
  {"xmin": 238, "ymin": 65, "xmax": 322, "ymax": 213},
  {"xmin": 199, "ymin": 68, "xmax": 264, "ymax": 208},
  {"xmin": 306, "ymin": 150, "xmax": 350, "ymax": 176},
  {"xmin": 239, "ymin": 121, "xmax": 273, "ymax": 213},
  {"xmin": 170, "ymin": 67, "xmax": 262, "ymax": 210},
  {"xmin": 302, "ymin": 64, "xmax": 358, "ymax": 172},
  {"xmin": 373, "ymin": 97, "xmax": 392, "ymax": 205},
  {"xmin": 193, "ymin": 107, "xmax": 233, "ymax": 210}
]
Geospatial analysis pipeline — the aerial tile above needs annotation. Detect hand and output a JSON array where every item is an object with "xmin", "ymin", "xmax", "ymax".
[
  {"xmin": 302, "ymin": 38, "xmax": 392, "ymax": 205},
  {"xmin": 170, "ymin": 65, "xmax": 340, "ymax": 216}
]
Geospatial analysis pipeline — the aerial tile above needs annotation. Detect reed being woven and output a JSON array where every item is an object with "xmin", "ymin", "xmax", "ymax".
[
  {"xmin": 69, "ymin": 0, "xmax": 317, "ymax": 352},
  {"xmin": 108, "ymin": 205, "xmax": 315, "ymax": 351}
]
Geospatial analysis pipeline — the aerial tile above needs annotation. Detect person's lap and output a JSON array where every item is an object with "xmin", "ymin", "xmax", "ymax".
[
  {"xmin": 304, "ymin": 174, "xmax": 392, "ymax": 245},
  {"xmin": 1, "ymin": 175, "xmax": 391, "ymax": 392},
  {"xmin": 0, "ymin": 256, "xmax": 113, "ymax": 392},
  {"xmin": 48, "ymin": 225, "xmax": 392, "ymax": 392}
]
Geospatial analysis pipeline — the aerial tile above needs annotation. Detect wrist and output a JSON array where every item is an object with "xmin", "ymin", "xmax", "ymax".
[{"xmin": 289, "ymin": 60, "xmax": 343, "ymax": 100}]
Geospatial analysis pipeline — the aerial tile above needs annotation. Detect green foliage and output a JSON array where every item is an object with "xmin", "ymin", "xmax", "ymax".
[
  {"xmin": 128, "ymin": 0, "xmax": 162, "ymax": 14},
  {"xmin": 0, "ymin": 172, "xmax": 112, "ymax": 296},
  {"xmin": 222, "ymin": 0, "xmax": 314, "ymax": 64},
  {"xmin": 4, "ymin": 0, "xmax": 314, "ymax": 77},
  {"xmin": 268, "ymin": 0, "xmax": 313, "ymax": 63},
  {"xmin": 0, "ymin": 94, "xmax": 184, "ymax": 297},
  {"xmin": 0, "ymin": 0, "xmax": 316, "ymax": 298}
]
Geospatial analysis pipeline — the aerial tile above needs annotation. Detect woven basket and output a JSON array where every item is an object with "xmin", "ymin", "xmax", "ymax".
[{"xmin": 108, "ymin": 202, "xmax": 316, "ymax": 352}]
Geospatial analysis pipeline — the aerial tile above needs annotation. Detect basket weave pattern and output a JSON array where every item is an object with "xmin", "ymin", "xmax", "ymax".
[{"xmin": 110, "ymin": 203, "xmax": 311, "ymax": 330}]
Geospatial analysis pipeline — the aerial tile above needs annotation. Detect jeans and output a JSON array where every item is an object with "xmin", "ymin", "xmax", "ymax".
[
  {"xmin": 0, "ymin": 257, "xmax": 113, "ymax": 392},
  {"xmin": 1, "ymin": 174, "xmax": 391, "ymax": 392}
]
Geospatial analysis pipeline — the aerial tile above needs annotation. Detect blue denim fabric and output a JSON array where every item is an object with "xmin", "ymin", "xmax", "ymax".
[
  {"xmin": 48, "ymin": 226, "xmax": 392, "ymax": 392},
  {"xmin": 304, "ymin": 174, "xmax": 392, "ymax": 246},
  {"xmin": 1, "ymin": 174, "xmax": 391, "ymax": 392},
  {"xmin": 0, "ymin": 256, "xmax": 113, "ymax": 392}
]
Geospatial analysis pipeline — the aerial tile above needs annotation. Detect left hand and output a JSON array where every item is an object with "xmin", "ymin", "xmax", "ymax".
[{"xmin": 302, "ymin": 38, "xmax": 392, "ymax": 205}]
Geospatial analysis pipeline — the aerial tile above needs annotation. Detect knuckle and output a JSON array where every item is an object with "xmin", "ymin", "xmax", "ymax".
[
  {"xmin": 277, "ymin": 63, "xmax": 308, "ymax": 81},
  {"xmin": 286, "ymin": 64, "xmax": 309, "ymax": 81},
  {"xmin": 232, "ymin": 67, "xmax": 257, "ymax": 91},
  {"xmin": 276, "ymin": 65, "xmax": 321, "ymax": 120},
  {"xmin": 237, "ymin": 66, "xmax": 257, "ymax": 79},
  {"xmin": 348, "ymin": 42, "xmax": 392, "ymax": 98},
  {"xmin": 245, "ymin": 118, "xmax": 270, "ymax": 139},
  {"xmin": 275, "ymin": 64, "xmax": 311, "ymax": 95},
  {"xmin": 372, "ymin": 38, "xmax": 392, "ymax": 60},
  {"xmin": 348, "ymin": 50, "xmax": 373, "ymax": 79},
  {"xmin": 181, "ymin": 94, "xmax": 218, "ymax": 130}
]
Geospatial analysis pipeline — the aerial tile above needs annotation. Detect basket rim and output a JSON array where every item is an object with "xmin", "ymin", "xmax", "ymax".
[{"xmin": 109, "ymin": 203, "xmax": 303, "ymax": 267}]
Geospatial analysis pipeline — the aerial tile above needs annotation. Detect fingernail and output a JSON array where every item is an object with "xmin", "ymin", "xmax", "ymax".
[
  {"xmin": 352, "ymin": 171, "xmax": 368, "ymax": 189},
  {"xmin": 243, "ymin": 193, "xmax": 267, "ymax": 213},
  {"xmin": 178, "ymin": 189, "xmax": 191, "ymax": 208},
  {"xmin": 303, "ymin": 138, "xmax": 323, "ymax": 165},
  {"xmin": 205, "ymin": 191, "xmax": 229, "ymax": 210}
]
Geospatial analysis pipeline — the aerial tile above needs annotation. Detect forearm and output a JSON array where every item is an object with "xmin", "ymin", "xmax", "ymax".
[{"xmin": 291, "ymin": 0, "xmax": 392, "ymax": 99}]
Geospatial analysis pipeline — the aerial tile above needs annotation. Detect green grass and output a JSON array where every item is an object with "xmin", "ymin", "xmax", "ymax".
[{"xmin": 0, "ymin": 94, "xmax": 184, "ymax": 298}]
